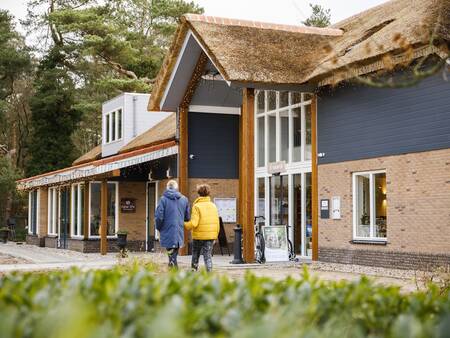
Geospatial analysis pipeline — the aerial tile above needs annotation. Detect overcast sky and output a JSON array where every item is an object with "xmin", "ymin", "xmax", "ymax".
[{"xmin": 1, "ymin": 0, "xmax": 389, "ymax": 30}]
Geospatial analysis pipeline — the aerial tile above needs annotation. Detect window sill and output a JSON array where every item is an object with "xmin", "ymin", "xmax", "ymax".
[
  {"xmin": 46, "ymin": 234, "xmax": 58, "ymax": 238},
  {"xmin": 350, "ymin": 239, "xmax": 388, "ymax": 245}
]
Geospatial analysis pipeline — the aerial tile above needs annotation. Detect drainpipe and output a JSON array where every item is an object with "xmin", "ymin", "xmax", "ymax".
[{"xmin": 132, "ymin": 95, "xmax": 137, "ymax": 137}]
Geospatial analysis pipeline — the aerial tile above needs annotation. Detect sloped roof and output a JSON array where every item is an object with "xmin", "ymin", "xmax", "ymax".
[
  {"xmin": 73, "ymin": 144, "xmax": 102, "ymax": 165},
  {"xmin": 149, "ymin": 0, "xmax": 449, "ymax": 110},
  {"xmin": 119, "ymin": 113, "xmax": 176, "ymax": 153}
]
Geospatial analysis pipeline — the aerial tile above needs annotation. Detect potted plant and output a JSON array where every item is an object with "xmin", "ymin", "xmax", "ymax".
[
  {"xmin": 0, "ymin": 227, "xmax": 10, "ymax": 243},
  {"xmin": 116, "ymin": 229, "xmax": 128, "ymax": 254}
]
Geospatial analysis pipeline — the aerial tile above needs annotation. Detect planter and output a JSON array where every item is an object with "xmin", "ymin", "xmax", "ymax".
[
  {"xmin": 117, "ymin": 233, "xmax": 127, "ymax": 250},
  {"xmin": 0, "ymin": 229, "xmax": 9, "ymax": 243}
]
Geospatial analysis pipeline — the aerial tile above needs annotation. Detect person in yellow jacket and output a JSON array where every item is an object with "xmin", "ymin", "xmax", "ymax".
[{"xmin": 184, "ymin": 184, "xmax": 219, "ymax": 272}]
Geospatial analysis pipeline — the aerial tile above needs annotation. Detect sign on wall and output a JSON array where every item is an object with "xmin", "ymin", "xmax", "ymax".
[
  {"xmin": 267, "ymin": 161, "xmax": 287, "ymax": 174},
  {"xmin": 120, "ymin": 198, "xmax": 136, "ymax": 213},
  {"xmin": 214, "ymin": 198, "xmax": 237, "ymax": 223},
  {"xmin": 263, "ymin": 226, "xmax": 289, "ymax": 262},
  {"xmin": 331, "ymin": 196, "xmax": 341, "ymax": 219}
]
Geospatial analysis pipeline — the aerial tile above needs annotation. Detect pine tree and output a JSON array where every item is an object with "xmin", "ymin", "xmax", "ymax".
[
  {"xmin": 25, "ymin": 47, "xmax": 81, "ymax": 176},
  {"xmin": 302, "ymin": 4, "xmax": 331, "ymax": 28}
]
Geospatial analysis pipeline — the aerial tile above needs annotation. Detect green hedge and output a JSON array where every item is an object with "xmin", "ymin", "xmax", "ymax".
[{"xmin": 0, "ymin": 266, "xmax": 449, "ymax": 338}]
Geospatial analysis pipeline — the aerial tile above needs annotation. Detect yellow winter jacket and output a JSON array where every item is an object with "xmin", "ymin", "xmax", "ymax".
[{"xmin": 184, "ymin": 196, "xmax": 220, "ymax": 240}]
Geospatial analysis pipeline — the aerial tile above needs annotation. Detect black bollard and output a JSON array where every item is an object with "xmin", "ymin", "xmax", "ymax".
[{"xmin": 230, "ymin": 224, "xmax": 244, "ymax": 264}]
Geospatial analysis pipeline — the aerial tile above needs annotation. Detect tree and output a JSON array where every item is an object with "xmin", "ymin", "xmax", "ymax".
[
  {"xmin": 302, "ymin": 3, "xmax": 331, "ymax": 28},
  {"xmin": 25, "ymin": 47, "xmax": 82, "ymax": 176}
]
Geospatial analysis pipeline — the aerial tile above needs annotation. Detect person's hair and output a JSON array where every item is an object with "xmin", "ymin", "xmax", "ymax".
[
  {"xmin": 197, "ymin": 184, "xmax": 210, "ymax": 197},
  {"xmin": 167, "ymin": 180, "xmax": 178, "ymax": 190}
]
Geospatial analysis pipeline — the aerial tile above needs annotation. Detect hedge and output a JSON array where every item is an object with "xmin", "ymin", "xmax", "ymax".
[{"xmin": 0, "ymin": 265, "xmax": 449, "ymax": 338}]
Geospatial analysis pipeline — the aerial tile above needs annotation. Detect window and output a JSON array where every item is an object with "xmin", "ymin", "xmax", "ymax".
[
  {"xmin": 255, "ymin": 91, "xmax": 312, "ymax": 167},
  {"xmin": 104, "ymin": 108, "xmax": 123, "ymax": 144},
  {"xmin": 48, "ymin": 187, "xmax": 58, "ymax": 235},
  {"xmin": 28, "ymin": 190, "xmax": 39, "ymax": 235},
  {"xmin": 353, "ymin": 171, "xmax": 387, "ymax": 240},
  {"xmin": 71, "ymin": 183, "xmax": 85, "ymax": 237},
  {"xmin": 89, "ymin": 182, "xmax": 119, "ymax": 237}
]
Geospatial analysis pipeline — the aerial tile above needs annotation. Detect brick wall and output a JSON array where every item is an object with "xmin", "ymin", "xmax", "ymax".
[
  {"xmin": 118, "ymin": 181, "xmax": 147, "ymax": 241},
  {"xmin": 318, "ymin": 148, "xmax": 450, "ymax": 269},
  {"xmin": 38, "ymin": 188, "xmax": 48, "ymax": 238}
]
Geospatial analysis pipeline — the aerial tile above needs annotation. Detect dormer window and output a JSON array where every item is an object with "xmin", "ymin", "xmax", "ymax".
[{"xmin": 105, "ymin": 108, "xmax": 123, "ymax": 143}]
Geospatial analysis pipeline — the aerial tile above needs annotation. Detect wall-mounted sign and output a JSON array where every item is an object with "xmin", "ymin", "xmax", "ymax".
[
  {"xmin": 263, "ymin": 226, "xmax": 289, "ymax": 262},
  {"xmin": 214, "ymin": 198, "xmax": 237, "ymax": 223},
  {"xmin": 331, "ymin": 196, "xmax": 341, "ymax": 219},
  {"xmin": 268, "ymin": 161, "xmax": 287, "ymax": 175},
  {"xmin": 120, "ymin": 198, "xmax": 136, "ymax": 213},
  {"xmin": 320, "ymin": 199, "xmax": 330, "ymax": 219}
]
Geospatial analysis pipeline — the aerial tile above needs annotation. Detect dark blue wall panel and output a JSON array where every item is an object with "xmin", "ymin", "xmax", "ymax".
[
  {"xmin": 188, "ymin": 112, "xmax": 239, "ymax": 178},
  {"xmin": 317, "ymin": 74, "xmax": 450, "ymax": 164}
]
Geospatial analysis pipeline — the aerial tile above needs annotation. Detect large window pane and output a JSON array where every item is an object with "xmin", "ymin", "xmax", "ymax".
[
  {"xmin": 257, "ymin": 117, "xmax": 265, "ymax": 167},
  {"xmin": 29, "ymin": 190, "xmax": 38, "ymax": 235},
  {"xmin": 292, "ymin": 107, "xmax": 302, "ymax": 162},
  {"xmin": 268, "ymin": 91, "xmax": 276, "ymax": 111},
  {"xmin": 356, "ymin": 174, "xmax": 371, "ymax": 237},
  {"xmin": 375, "ymin": 173, "xmax": 387, "ymax": 238},
  {"xmin": 106, "ymin": 114, "xmax": 110, "ymax": 143},
  {"xmin": 293, "ymin": 174, "xmax": 302, "ymax": 254},
  {"xmin": 305, "ymin": 173, "xmax": 312, "ymax": 257},
  {"xmin": 48, "ymin": 188, "xmax": 58, "ymax": 235},
  {"xmin": 257, "ymin": 178, "xmax": 265, "ymax": 218},
  {"xmin": 268, "ymin": 113, "xmax": 276, "ymax": 162},
  {"xmin": 111, "ymin": 111, "xmax": 116, "ymax": 141},
  {"xmin": 107, "ymin": 183, "xmax": 117, "ymax": 235},
  {"xmin": 291, "ymin": 92, "xmax": 302, "ymax": 105},
  {"xmin": 117, "ymin": 109, "xmax": 122, "ymax": 139},
  {"xmin": 279, "ymin": 91, "xmax": 289, "ymax": 108},
  {"xmin": 256, "ymin": 91, "xmax": 265, "ymax": 114},
  {"xmin": 270, "ymin": 175, "xmax": 288, "ymax": 226},
  {"xmin": 305, "ymin": 104, "xmax": 312, "ymax": 160},
  {"xmin": 280, "ymin": 110, "xmax": 289, "ymax": 162},
  {"xmin": 90, "ymin": 183, "xmax": 101, "ymax": 236}
]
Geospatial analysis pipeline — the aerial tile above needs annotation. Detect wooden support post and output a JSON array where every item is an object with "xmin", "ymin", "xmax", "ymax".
[
  {"xmin": 178, "ymin": 52, "xmax": 208, "ymax": 256},
  {"xmin": 83, "ymin": 182, "xmax": 89, "ymax": 240},
  {"xmin": 240, "ymin": 88, "xmax": 255, "ymax": 263},
  {"xmin": 311, "ymin": 95, "xmax": 319, "ymax": 261},
  {"xmin": 100, "ymin": 179, "xmax": 108, "ymax": 255}
]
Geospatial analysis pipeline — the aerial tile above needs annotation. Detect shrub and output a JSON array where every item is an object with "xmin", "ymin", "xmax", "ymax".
[{"xmin": 0, "ymin": 266, "xmax": 449, "ymax": 338}]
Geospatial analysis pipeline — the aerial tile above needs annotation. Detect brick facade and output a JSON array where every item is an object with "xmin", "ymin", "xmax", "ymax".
[{"xmin": 318, "ymin": 148, "xmax": 450, "ymax": 269}]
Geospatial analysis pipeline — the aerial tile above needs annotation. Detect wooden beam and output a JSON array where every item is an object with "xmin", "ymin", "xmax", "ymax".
[
  {"xmin": 100, "ymin": 179, "xmax": 108, "ymax": 255},
  {"xmin": 311, "ymin": 95, "xmax": 319, "ymax": 261},
  {"xmin": 83, "ymin": 182, "xmax": 89, "ymax": 240},
  {"xmin": 240, "ymin": 88, "xmax": 255, "ymax": 263},
  {"xmin": 178, "ymin": 52, "xmax": 208, "ymax": 256}
]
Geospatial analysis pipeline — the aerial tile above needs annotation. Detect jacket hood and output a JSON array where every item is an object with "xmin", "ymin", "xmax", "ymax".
[
  {"xmin": 164, "ymin": 188, "xmax": 183, "ymax": 200},
  {"xmin": 194, "ymin": 196, "xmax": 211, "ymax": 204}
]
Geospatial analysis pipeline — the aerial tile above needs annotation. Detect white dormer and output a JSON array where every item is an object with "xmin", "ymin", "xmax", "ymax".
[{"xmin": 102, "ymin": 93, "xmax": 171, "ymax": 157}]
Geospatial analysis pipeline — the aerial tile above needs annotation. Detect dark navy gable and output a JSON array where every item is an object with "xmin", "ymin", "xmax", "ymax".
[
  {"xmin": 317, "ymin": 74, "xmax": 450, "ymax": 164},
  {"xmin": 188, "ymin": 112, "xmax": 239, "ymax": 178}
]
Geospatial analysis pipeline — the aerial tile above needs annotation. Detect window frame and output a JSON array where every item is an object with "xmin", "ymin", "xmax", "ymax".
[
  {"xmin": 47, "ymin": 187, "xmax": 58, "ymax": 236},
  {"xmin": 352, "ymin": 170, "xmax": 387, "ymax": 242},
  {"xmin": 88, "ymin": 181, "xmax": 119, "ymax": 238},
  {"xmin": 28, "ymin": 189, "xmax": 40, "ymax": 235},
  {"xmin": 71, "ymin": 183, "xmax": 84, "ymax": 238},
  {"xmin": 104, "ymin": 107, "xmax": 123, "ymax": 144}
]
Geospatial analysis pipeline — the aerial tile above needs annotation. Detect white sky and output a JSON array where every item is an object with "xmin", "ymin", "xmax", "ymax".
[{"xmin": 1, "ymin": 0, "xmax": 389, "ymax": 30}]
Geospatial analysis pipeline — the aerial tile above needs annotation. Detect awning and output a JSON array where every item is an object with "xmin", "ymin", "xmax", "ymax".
[{"xmin": 18, "ymin": 143, "xmax": 178, "ymax": 190}]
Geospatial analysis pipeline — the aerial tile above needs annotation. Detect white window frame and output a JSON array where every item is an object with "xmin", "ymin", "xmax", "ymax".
[
  {"xmin": 104, "ymin": 107, "xmax": 123, "ymax": 144},
  {"xmin": 88, "ymin": 181, "xmax": 119, "ymax": 238},
  {"xmin": 71, "ymin": 183, "xmax": 84, "ymax": 238},
  {"xmin": 352, "ymin": 170, "xmax": 387, "ymax": 242},
  {"xmin": 28, "ymin": 189, "xmax": 40, "ymax": 235},
  {"xmin": 254, "ymin": 91, "xmax": 312, "ymax": 169},
  {"xmin": 47, "ymin": 187, "xmax": 58, "ymax": 236}
]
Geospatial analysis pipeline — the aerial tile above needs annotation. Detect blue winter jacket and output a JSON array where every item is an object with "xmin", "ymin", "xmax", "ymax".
[{"xmin": 155, "ymin": 189, "xmax": 190, "ymax": 248}]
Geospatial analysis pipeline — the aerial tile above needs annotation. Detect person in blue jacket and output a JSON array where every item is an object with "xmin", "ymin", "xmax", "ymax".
[{"xmin": 155, "ymin": 180, "xmax": 190, "ymax": 268}]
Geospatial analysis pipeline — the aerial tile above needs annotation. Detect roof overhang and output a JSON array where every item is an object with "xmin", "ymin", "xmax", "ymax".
[{"xmin": 17, "ymin": 142, "xmax": 178, "ymax": 190}]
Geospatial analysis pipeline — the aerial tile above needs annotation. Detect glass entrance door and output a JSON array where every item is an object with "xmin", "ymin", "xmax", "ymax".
[
  {"xmin": 58, "ymin": 187, "xmax": 70, "ymax": 249},
  {"xmin": 146, "ymin": 182, "xmax": 157, "ymax": 252}
]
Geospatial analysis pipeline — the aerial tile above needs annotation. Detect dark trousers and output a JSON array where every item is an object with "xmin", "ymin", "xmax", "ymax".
[
  {"xmin": 191, "ymin": 240, "xmax": 214, "ymax": 272},
  {"xmin": 166, "ymin": 247, "xmax": 179, "ymax": 268}
]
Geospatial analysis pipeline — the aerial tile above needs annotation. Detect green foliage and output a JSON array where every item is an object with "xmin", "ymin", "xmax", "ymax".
[
  {"xmin": 25, "ymin": 47, "xmax": 82, "ymax": 176},
  {"xmin": 302, "ymin": 3, "xmax": 331, "ymax": 28},
  {"xmin": 0, "ymin": 266, "xmax": 449, "ymax": 338},
  {"xmin": 0, "ymin": 156, "xmax": 21, "ymax": 226}
]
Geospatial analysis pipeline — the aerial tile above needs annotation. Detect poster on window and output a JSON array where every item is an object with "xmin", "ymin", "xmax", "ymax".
[
  {"xmin": 214, "ymin": 198, "xmax": 237, "ymax": 223},
  {"xmin": 263, "ymin": 225, "xmax": 289, "ymax": 262}
]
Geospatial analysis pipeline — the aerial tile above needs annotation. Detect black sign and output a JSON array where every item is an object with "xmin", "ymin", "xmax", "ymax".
[
  {"xmin": 217, "ymin": 217, "xmax": 230, "ymax": 256},
  {"xmin": 320, "ymin": 199, "xmax": 330, "ymax": 219},
  {"xmin": 121, "ymin": 198, "xmax": 136, "ymax": 213}
]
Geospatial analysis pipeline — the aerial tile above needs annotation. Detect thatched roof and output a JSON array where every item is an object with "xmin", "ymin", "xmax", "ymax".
[
  {"xmin": 119, "ymin": 113, "xmax": 176, "ymax": 153},
  {"xmin": 308, "ymin": 0, "xmax": 450, "ymax": 85},
  {"xmin": 73, "ymin": 144, "xmax": 102, "ymax": 165},
  {"xmin": 149, "ymin": 0, "xmax": 449, "ymax": 110}
]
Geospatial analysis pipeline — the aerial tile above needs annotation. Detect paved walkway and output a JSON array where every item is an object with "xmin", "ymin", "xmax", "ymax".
[{"xmin": 0, "ymin": 243, "xmax": 420, "ymax": 292}]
